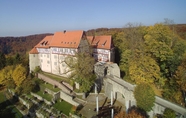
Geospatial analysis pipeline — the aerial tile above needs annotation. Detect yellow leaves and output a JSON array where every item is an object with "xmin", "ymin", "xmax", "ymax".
[
  {"xmin": 12, "ymin": 64, "xmax": 27, "ymax": 87},
  {"xmin": 129, "ymin": 55, "xmax": 161, "ymax": 85},
  {"xmin": 145, "ymin": 23, "xmax": 174, "ymax": 46},
  {"xmin": 0, "ymin": 66, "xmax": 14, "ymax": 85}
]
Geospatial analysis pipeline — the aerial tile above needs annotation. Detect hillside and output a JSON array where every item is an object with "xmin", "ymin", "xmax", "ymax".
[
  {"xmin": 0, "ymin": 24, "xmax": 186, "ymax": 55},
  {"xmin": 86, "ymin": 24, "xmax": 186, "ymax": 40},
  {"xmin": 0, "ymin": 33, "xmax": 52, "ymax": 55}
]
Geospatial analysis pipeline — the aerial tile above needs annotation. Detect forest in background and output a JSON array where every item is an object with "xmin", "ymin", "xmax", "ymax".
[
  {"xmin": 0, "ymin": 23, "xmax": 186, "ymax": 108},
  {"xmin": 0, "ymin": 33, "xmax": 52, "ymax": 55},
  {"xmin": 0, "ymin": 24, "xmax": 185, "ymax": 56}
]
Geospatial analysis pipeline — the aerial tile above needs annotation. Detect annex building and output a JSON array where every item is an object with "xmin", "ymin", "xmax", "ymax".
[{"xmin": 29, "ymin": 30, "xmax": 115, "ymax": 77}]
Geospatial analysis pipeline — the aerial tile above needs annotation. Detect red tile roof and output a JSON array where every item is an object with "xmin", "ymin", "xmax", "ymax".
[
  {"xmin": 50, "ymin": 30, "xmax": 83, "ymax": 48},
  {"xmin": 87, "ymin": 35, "xmax": 112, "ymax": 50},
  {"xmin": 29, "ymin": 47, "xmax": 38, "ymax": 54},
  {"xmin": 29, "ymin": 31, "xmax": 112, "ymax": 54},
  {"xmin": 35, "ymin": 35, "xmax": 53, "ymax": 48}
]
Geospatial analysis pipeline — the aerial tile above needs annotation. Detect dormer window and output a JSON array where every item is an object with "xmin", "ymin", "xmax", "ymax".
[
  {"xmin": 96, "ymin": 40, "xmax": 100, "ymax": 45},
  {"xmin": 102, "ymin": 40, "xmax": 107, "ymax": 46},
  {"xmin": 45, "ymin": 41, "xmax": 48, "ymax": 45},
  {"xmin": 61, "ymin": 41, "xmax": 63, "ymax": 43},
  {"xmin": 41, "ymin": 41, "xmax": 45, "ymax": 46}
]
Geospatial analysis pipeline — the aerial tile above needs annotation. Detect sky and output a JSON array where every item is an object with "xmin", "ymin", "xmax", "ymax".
[{"xmin": 0, "ymin": 0, "xmax": 186, "ymax": 37}]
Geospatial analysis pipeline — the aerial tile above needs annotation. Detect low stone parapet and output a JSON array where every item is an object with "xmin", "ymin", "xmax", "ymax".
[
  {"xmin": 31, "ymin": 92, "xmax": 44, "ymax": 101},
  {"xmin": 60, "ymin": 91, "xmax": 79, "ymax": 107},
  {"xmin": 44, "ymin": 99, "xmax": 52, "ymax": 105},
  {"xmin": 38, "ymin": 73, "xmax": 72, "ymax": 94}
]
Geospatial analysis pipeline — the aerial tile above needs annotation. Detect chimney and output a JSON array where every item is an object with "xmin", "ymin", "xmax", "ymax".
[{"xmin": 64, "ymin": 30, "xmax": 66, "ymax": 33}]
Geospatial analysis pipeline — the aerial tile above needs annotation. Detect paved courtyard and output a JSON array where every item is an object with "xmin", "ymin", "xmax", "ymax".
[{"xmin": 79, "ymin": 94, "xmax": 125, "ymax": 118}]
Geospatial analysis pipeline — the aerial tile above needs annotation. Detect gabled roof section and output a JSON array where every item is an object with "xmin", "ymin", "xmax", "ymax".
[
  {"xmin": 35, "ymin": 35, "xmax": 53, "ymax": 48},
  {"xmin": 29, "ymin": 47, "xmax": 38, "ymax": 54},
  {"xmin": 87, "ymin": 36, "xmax": 94, "ymax": 44},
  {"xmin": 50, "ymin": 30, "xmax": 83, "ymax": 48},
  {"xmin": 87, "ymin": 35, "xmax": 112, "ymax": 50}
]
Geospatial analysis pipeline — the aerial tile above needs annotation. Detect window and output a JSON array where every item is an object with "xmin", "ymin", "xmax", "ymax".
[
  {"xmin": 47, "ymin": 54, "xmax": 49, "ymax": 58},
  {"xmin": 68, "ymin": 49, "xmax": 70, "ymax": 53},
  {"xmin": 54, "ymin": 55, "xmax": 57, "ymax": 59},
  {"xmin": 47, "ymin": 60, "xmax": 50, "ymax": 64},
  {"xmin": 40, "ymin": 54, "xmax": 42, "ymax": 57},
  {"xmin": 54, "ymin": 62, "xmax": 57, "ymax": 65},
  {"xmin": 53, "ymin": 48, "xmax": 57, "ymax": 51},
  {"xmin": 33, "ymin": 54, "xmax": 35, "ymax": 57},
  {"xmin": 40, "ymin": 59, "xmax": 43, "ymax": 63}
]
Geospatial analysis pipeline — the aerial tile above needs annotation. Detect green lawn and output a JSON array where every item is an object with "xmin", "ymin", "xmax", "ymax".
[
  {"xmin": 53, "ymin": 100, "xmax": 72, "ymax": 116},
  {"xmin": 40, "ymin": 83, "xmax": 61, "ymax": 92},
  {"xmin": 25, "ymin": 94, "xmax": 33, "ymax": 99},
  {"xmin": 34, "ymin": 91, "xmax": 53, "ymax": 101},
  {"xmin": 41, "ymin": 72, "xmax": 69, "ymax": 82}
]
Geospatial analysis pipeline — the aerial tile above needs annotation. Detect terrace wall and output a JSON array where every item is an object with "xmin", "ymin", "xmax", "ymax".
[
  {"xmin": 60, "ymin": 91, "xmax": 79, "ymax": 107},
  {"xmin": 38, "ymin": 73, "xmax": 72, "ymax": 94}
]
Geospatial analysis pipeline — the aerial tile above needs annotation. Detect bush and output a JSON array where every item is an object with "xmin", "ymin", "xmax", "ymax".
[
  {"xmin": 134, "ymin": 83, "xmax": 155, "ymax": 112},
  {"xmin": 34, "ymin": 66, "xmax": 41, "ymax": 73},
  {"xmin": 163, "ymin": 108, "xmax": 176, "ymax": 118}
]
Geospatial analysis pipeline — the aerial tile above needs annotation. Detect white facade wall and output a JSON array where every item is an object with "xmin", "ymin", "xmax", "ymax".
[
  {"xmin": 51, "ymin": 53, "xmax": 59, "ymax": 74},
  {"xmin": 39, "ymin": 53, "xmax": 51, "ymax": 73},
  {"xmin": 29, "ymin": 54, "xmax": 40, "ymax": 72},
  {"xmin": 50, "ymin": 47, "xmax": 77, "ymax": 77},
  {"xmin": 93, "ymin": 48, "xmax": 110, "ymax": 62},
  {"xmin": 30, "ymin": 46, "xmax": 77, "ymax": 77}
]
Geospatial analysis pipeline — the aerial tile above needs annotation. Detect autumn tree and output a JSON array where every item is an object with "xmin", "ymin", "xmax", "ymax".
[
  {"xmin": 115, "ymin": 106, "xmax": 148, "ymax": 118},
  {"xmin": 129, "ymin": 55, "xmax": 161, "ymax": 85},
  {"xmin": 12, "ymin": 64, "xmax": 27, "ymax": 87},
  {"xmin": 134, "ymin": 83, "xmax": 155, "ymax": 112},
  {"xmin": 118, "ymin": 24, "xmax": 147, "ymax": 80},
  {"xmin": 63, "ymin": 52, "xmax": 96, "ymax": 92},
  {"xmin": 0, "ymin": 66, "xmax": 15, "ymax": 88},
  {"xmin": 175, "ymin": 53, "xmax": 186, "ymax": 92},
  {"xmin": 16, "ymin": 77, "xmax": 39, "ymax": 94},
  {"xmin": 143, "ymin": 23, "xmax": 186, "ymax": 79}
]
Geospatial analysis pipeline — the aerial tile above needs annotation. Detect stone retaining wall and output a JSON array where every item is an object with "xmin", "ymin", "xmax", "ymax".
[
  {"xmin": 60, "ymin": 91, "xmax": 79, "ymax": 106},
  {"xmin": 38, "ymin": 73, "xmax": 71, "ymax": 94},
  {"xmin": 62, "ymin": 81, "xmax": 73, "ymax": 90},
  {"xmin": 19, "ymin": 97, "xmax": 30, "ymax": 109},
  {"xmin": 31, "ymin": 92, "xmax": 43, "ymax": 101}
]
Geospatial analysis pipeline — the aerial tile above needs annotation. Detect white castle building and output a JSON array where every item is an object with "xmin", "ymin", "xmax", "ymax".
[{"xmin": 29, "ymin": 30, "xmax": 115, "ymax": 77}]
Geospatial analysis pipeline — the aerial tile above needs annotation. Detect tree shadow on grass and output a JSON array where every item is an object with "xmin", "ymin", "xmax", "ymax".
[{"xmin": 0, "ymin": 100, "xmax": 18, "ymax": 118}]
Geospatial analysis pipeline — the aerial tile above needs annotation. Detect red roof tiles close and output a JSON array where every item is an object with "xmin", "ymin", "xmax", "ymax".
[
  {"xmin": 87, "ymin": 35, "xmax": 112, "ymax": 50},
  {"xmin": 29, "ymin": 47, "xmax": 38, "ymax": 54},
  {"xmin": 50, "ymin": 30, "xmax": 83, "ymax": 48},
  {"xmin": 29, "ymin": 30, "xmax": 112, "ymax": 54},
  {"xmin": 35, "ymin": 35, "xmax": 53, "ymax": 48}
]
